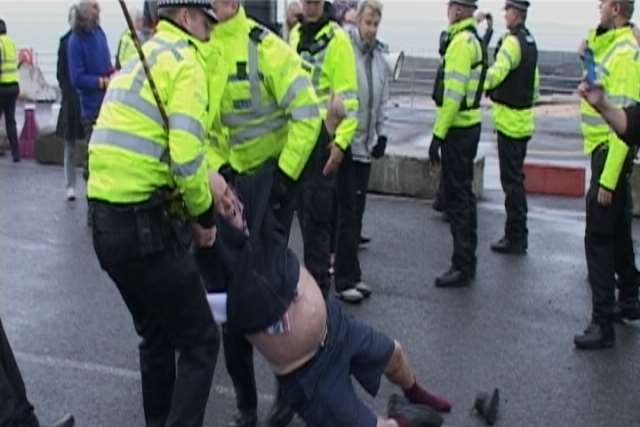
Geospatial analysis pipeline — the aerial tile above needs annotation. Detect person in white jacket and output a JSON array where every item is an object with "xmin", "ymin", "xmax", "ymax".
[{"xmin": 335, "ymin": 0, "xmax": 390, "ymax": 303}]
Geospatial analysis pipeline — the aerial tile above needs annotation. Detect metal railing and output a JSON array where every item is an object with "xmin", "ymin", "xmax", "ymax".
[
  {"xmin": 27, "ymin": 49, "xmax": 582, "ymax": 108},
  {"xmin": 390, "ymin": 52, "xmax": 582, "ymax": 107},
  {"xmin": 32, "ymin": 51, "xmax": 58, "ymax": 86}
]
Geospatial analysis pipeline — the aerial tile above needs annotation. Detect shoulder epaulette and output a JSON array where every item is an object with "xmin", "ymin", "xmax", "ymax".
[{"xmin": 249, "ymin": 25, "xmax": 269, "ymax": 43}]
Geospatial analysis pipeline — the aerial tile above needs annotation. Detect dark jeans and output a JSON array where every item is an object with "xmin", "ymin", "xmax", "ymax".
[
  {"xmin": 0, "ymin": 83, "xmax": 20, "ymax": 161},
  {"xmin": 299, "ymin": 126, "xmax": 337, "ymax": 297},
  {"xmin": 91, "ymin": 201, "xmax": 219, "ymax": 427},
  {"xmin": 334, "ymin": 149, "xmax": 360, "ymax": 292},
  {"xmin": 0, "ymin": 317, "xmax": 39, "ymax": 427},
  {"xmin": 441, "ymin": 125, "xmax": 480, "ymax": 276},
  {"xmin": 354, "ymin": 162, "xmax": 371, "ymax": 276},
  {"xmin": 497, "ymin": 132, "xmax": 529, "ymax": 244},
  {"xmin": 278, "ymin": 298, "xmax": 395, "ymax": 427},
  {"xmin": 585, "ymin": 147, "xmax": 638, "ymax": 325}
]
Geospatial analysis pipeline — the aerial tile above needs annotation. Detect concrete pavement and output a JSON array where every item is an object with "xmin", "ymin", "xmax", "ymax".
[{"xmin": 1, "ymin": 156, "xmax": 640, "ymax": 427}]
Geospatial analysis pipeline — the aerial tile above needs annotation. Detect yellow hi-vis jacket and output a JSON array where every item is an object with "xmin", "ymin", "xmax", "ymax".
[
  {"xmin": 485, "ymin": 32, "xmax": 540, "ymax": 139},
  {"xmin": 87, "ymin": 20, "xmax": 213, "ymax": 218},
  {"xmin": 115, "ymin": 30, "xmax": 137, "ymax": 70},
  {"xmin": 580, "ymin": 25, "xmax": 640, "ymax": 191},
  {"xmin": 290, "ymin": 20, "xmax": 359, "ymax": 150},
  {"xmin": 0, "ymin": 34, "xmax": 19, "ymax": 84},
  {"xmin": 208, "ymin": 7, "xmax": 321, "ymax": 180},
  {"xmin": 433, "ymin": 18, "xmax": 484, "ymax": 140},
  {"xmin": 202, "ymin": 40, "xmax": 230, "ymax": 175}
]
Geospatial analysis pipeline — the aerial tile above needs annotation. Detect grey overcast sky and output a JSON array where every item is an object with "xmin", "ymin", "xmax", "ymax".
[{"xmin": 0, "ymin": 0, "xmax": 614, "ymax": 59}]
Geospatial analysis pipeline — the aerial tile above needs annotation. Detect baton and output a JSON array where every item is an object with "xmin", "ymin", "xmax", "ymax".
[{"xmin": 117, "ymin": 0, "xmax": 169, "ymax": 129}]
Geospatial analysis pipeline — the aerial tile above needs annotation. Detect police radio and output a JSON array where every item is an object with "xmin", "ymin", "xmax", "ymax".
[{"xmin": 583, "ymin": 48, "xmax": 597, "ymax": 89}]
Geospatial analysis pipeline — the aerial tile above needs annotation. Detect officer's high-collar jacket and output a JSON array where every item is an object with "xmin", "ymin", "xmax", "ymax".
[
  {"xmin": 446, "ymin": 17, "xmax": 477, "ymax": 44},
  {"xmin": 207, "ymin": 6, "xmax": 322, "ymax": 182},
  {"xmin": 290, "ymin": 7, "xmax": 360, "ymax": 151},
  {"xmin": 580, "ymin": 23, "xmax": 640, "ymax": 192}
]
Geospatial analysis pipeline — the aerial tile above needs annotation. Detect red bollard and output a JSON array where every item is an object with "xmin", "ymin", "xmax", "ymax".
[{"xmin": 19, "ymin": 104, "xmax": 38, "ymax": 159}]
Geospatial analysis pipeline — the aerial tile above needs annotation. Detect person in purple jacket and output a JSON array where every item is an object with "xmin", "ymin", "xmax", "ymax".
[
  {"xmin": 68, "ymin": 0, "xmax": 113, "ymax": 182},
  {"xmin": 68, "ymin": 0, "xmax": 113, "ymax": 225}
]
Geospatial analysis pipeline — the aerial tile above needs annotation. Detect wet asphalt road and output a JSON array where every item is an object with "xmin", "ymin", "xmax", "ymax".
[{"xmin": 1, "ymin": 155, "xmax": 640, "ymax": 427}]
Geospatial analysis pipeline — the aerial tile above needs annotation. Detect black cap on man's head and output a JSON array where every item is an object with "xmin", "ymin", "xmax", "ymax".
[
  {"xmin": 449, "ymin": 0, "xmax": 478, "ymax": 9},
  {"xmin": 157, "ymin": 0, "xmax": 218, "ymax": 22},
  {"xmin": 505, "ymin": 0, "xmax": 530, "ymax": 11}
]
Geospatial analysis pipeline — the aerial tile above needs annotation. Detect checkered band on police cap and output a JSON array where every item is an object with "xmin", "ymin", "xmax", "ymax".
[
  {"xmin": 449, "ymin": 0, "xmax": 478, "ymax": 9},
  {"xmin": 157, "ymin": 0, "xmax": 217, "ymax": 20},
  {"xmin": 505, "ymin": 0, "xmax": 530, "ymax": 11}
]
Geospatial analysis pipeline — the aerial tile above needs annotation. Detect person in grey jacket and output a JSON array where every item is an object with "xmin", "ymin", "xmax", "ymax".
[{"xmin": 335, "ymin": 0, "xmax": 390, "ymax": 303}]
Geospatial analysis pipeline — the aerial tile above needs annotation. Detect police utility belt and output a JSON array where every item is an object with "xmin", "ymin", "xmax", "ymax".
[{"xmin": 90, "ymin": 190, "xmax": 189, "ymax": 256}]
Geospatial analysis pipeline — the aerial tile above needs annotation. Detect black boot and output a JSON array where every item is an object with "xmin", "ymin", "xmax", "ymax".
[
  {"xmin": 41, "ymin": 414, "xmax": 74, "ymax": 427},
  {"xmin": 228, "ymin": 411, "xmax": 257, "ymax": 427},
  {"xmin": 574, "ymin": 322, "xmax": 615, "ymax": 350},
  {"xmin": 434, "ymin": 267, "xmax": 471, "ymax": 288},
  {"xmin": 266, "ymin": 397, "xmax": 294, "ymax": 427},
  {"xmin": 490, "ymin": 237, "xmax": 526, "ymax": 255},
  {"xmin": 387, "ymin": 394, "xmax": 443, "ymax": 427},
  {"xmin": 616, "ymin": 297, "xmax": 640, "ymax": 321}
]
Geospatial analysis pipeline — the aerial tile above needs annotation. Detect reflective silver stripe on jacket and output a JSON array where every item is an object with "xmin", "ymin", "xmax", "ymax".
[
  {"xmin": 230, "ymin": 116, "xmax": 287, "ymax": 145},
  {"xmin": 600, "ymin": 39, "xmax": 640, "ymax": 70},
  {"xmin": 607, "ymin": 94, "xmax": 638, "ymax": 108},
  {"xmin": 444, "ymin": 88, "xmax": 464, "ymax": 103},
  {"xmin": 221, "ymin": 103, "xmax": 280, "ymax": 127},
  {"xmin": 91, "ymin": 128, "xmax": 168, "ymax": 161},
  {"xmin": 301, "ymin": 50, "xmax": 328, "ymax": 91},
  {"xmin": 170, "ymin": 113, "xmax": 205, "ymax": 140},
  {"xmin": 581, "ymin": 113, "xmax": 608, "ymax": 126},
  {"xmin": 172, "ymin": 153, "xmax": 205, "ymax": 177},
  {"xmin": 290, "ymin": 104, "xmax": 320, "ymax": 120},
  {"xmin": 248, "ymin": 39, "xmax": 262, "ymax": 109},
  {"xmin": 222, "ymin": 34, "xmax": 280, "ymax": 129},
  {"xmin": 104, "ymin": 88, "xmax": 164, "ymax": 127},
  {"xmin": 446, "ymin": 71, "xmax": 469, "ymax": 85},
  {"xmin": 279, "ymin": 75, "xmax": 312, "ymax": 109},
  {"xmin": 104, "ymin": 39, "xmax": 191, "ymax": 130}
]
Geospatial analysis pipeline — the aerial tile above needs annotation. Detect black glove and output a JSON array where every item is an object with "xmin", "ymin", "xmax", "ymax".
[
  {"xmin": 271, "ymin": 168, "xmax": 297, "ymax": 211},
  {"xmin": 371, "ymin": 135, "xmax": 387, "ymax": 159},
  {"xmin": 429, "ymin": 136, "xmax": 443, "ymax": 165}
]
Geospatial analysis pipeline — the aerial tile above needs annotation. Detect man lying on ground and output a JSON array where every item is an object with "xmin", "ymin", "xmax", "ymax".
[{"xmin": 196, "ymin": 164, "xmax": 451, "ymax": 427}]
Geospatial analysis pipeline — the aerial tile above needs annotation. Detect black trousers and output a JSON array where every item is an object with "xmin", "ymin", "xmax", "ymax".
[
  {"xmin": 82, "ymin": 118, "xmax": 96, "ymax": 181},
  {"xmin": 353, "ymin": 162, "xmax": 371, "ymax": 278},
  {"xmin": 0, "ymin": 317, "xmax": 39, "ymax": 427},
  {"xmin": 434, "ymin": 176, "xmax": 447, "ymax": 212},
  {"xmin": 299, "ymin": 126, "xmax": 337, "ymax": 296},
  {"xmin": 354, "ymin": 162, "xmax": 372, "ymax": 235},
  {"xmin": 334, "ymin": 149, "xmax": 360, "ymax": 292},
  {"xmin": 441, "ymin": 125, "xmax": 480, "ymax": 275},
  {"xmin": 222, "ymin": 325, "xmax": 258, "ymax": 415},
  {"xmin": 0, "ymin": 83, "xmax": 20, "ymax": 161},
  {"xmin": 585, "ymin": 147, "xmax": 638, "ymax": 325},
  {"xmin": 91, "ymin": 202, "xmax": 220, "ymax": 427},
  {"xmin": 497, "ymin": 132, "xmax": 529, "ymax": 244}
]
